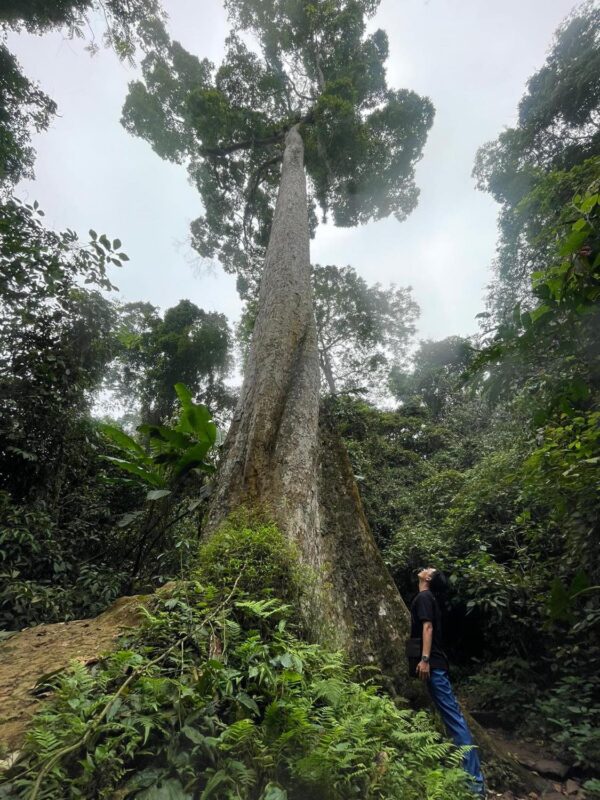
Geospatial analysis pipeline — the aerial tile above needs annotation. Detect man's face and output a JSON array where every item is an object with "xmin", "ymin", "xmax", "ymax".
[{"xmin": 417, "ymin": 567, "xmax": 437, "ymax": 583}]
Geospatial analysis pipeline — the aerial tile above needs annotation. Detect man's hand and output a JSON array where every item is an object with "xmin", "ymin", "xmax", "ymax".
[{"xmin": 416, "ymin": 659, "xmax": 430, "ymax": 681}]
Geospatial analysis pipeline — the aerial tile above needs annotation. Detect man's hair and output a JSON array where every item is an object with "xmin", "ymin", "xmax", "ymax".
[{"xmin": 430, "ymin": 569, "xmax": 449, "ymax": 595}]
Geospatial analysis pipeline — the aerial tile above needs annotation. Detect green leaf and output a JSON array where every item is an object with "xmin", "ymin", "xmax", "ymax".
[
  {"xmin": 179, "ymin": 406, "xmax": 215, "ymax": 441},
  {"xmin": 174, "ymin": 382, "xmax": 193, "ymax": 408},
  {"xmin": 138, "ymin": 779, "xmax": 192, "ymax": 800},
  {"xmin": 173, "ymin": 442, "xmax": 212, "ymax": 478},
  {"xmin": 99, "ymin": 423, "xmax": 147, "ymax": 458},
  {"xmin": 146, "ymin": 489, "xmax": 172, "ymax": 501},
  {"xmin": 579, "ymin": 193, "xmax": 598, "ymax": 214},
  {"xmin": 200, "ymin": 770, "xmax": 231, "ymax": 799},
  {"xmin": 279, "ymin": 653, "xmax": 293, "ymax": 669},
  {"xmin": 103, "ymin": 457, "xmax": 165, "ymax": 488},
  {"xmin": 261, "ymin": 785, "xmax": 288, "ymax": 800},
  {"xmin": 529, "ymin": 304, "xmax": 551, "ymax": 323},
  {"xmin": 138, "ymin": 424, "xmax": 190, "ymax": 451},
  {"xmin": 113, "ymin": 238, "xmax": 122, "ymax": 250},
  {"xmin": 182, "ymin": 725, "xmax": 207, "ymax": 745},
  {"xmin": 237, "ymin": 692, "xmax": 260, "ymax": 715},
  {"xmin": 559, "ymin": 229, "xmax": 589, "ymax": 257}
]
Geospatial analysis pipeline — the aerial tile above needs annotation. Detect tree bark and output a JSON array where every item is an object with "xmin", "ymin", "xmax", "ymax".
[
  {"xmin": 319, "ymin": 345, "xmax": 337, "ymax": 395},
  {"xmin": 207, "ymin": 125, "xmax": 321, "ymax": 553},
  {"xmin": 207, "ymin": 126, "xmax": 415, "ymax": 695}
]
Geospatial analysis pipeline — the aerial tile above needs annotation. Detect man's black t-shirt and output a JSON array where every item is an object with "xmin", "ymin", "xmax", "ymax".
[{"xmin": 410, "ymin": 589, "xmax": 449, "ymax": 670}]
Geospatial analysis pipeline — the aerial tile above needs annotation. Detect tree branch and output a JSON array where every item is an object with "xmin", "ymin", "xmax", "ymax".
[
  {"xmin": 200, "ymin": 113, "xmax": 314, "ymax": 158},
  {"xmin": 243, "ymin": 153, "xmax": 284, "ymax": 248}
]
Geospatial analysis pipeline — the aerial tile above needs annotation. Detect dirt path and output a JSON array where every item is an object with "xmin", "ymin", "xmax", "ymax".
[
  {"xmin": 484, "ymin": 727, "xmax": 589, "ymax": 799},
  {"xmin": 0, "ymin": 594, "xmax": 145, "ymax": 759}
]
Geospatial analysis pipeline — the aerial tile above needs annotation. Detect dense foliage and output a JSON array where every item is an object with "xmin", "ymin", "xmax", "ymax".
[
  {"xmin": 1, "ymin": 0, "xmax": 599, "ymax": 793},
  {"xmin": 0, "ymin": 517, "xmax": 473, "ymax": 800},
  {"xmin": 0, "ymin": 196, "xmax": 233, "ymax": 627},
  {"xmin": 106, "ymin": 300, "xmax": 234, "ymax": 427}
]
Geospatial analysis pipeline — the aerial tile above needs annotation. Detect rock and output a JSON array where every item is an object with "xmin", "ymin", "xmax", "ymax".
[
  {"xmin": 541, "ymin": 793, "xmax": 565, "ymax": 799},
  {"xmin": 514, "ymin": 753, "xmax": 538, "ymax": 770},
  {"xmin": 532, "ymin": 759, "xmax": 570, "ymax": 780},
  {"xmin": 565, "ymin": 779, "xmax": 580, "ymax": 795},
  {"xmin": 0, "ymin": 750, "xmax": 21, "ymax": 773},
  {"xmin": 0, "ymin": 591, "xmax": 154, "ymax": 752}
]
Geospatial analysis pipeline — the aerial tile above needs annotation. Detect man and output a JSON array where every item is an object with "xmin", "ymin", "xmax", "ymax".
[{"xmin": 410, "ymin": 566, "xmax": 486, "ymax": 797}]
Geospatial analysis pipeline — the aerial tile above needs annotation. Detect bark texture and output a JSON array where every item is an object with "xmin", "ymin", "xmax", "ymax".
[
  {"xmin": 207, "ymin": 126, "xmax": 321, "ymax": 563},
  {"xmin": 314, "ymin": 410, "xmax": 417, "ymax": 696}
]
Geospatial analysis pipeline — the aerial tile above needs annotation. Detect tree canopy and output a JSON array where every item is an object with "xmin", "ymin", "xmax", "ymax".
[
  {"xmin": 473, "ymin": 2, "xmax": 600, "ymax": 321},
  {"xmin": 122, "ymin": 0, "xmax": 434, "ymax": 296},
  {"xmin": 107, "ymin": 299, "xmax": 234, "ymax": 426},
  {"xmin": 313, "ymin": 264, "xmax": 418, "ymax": 395},
  {"xmin": 0, "ymin": 0, "xmax": 167, "ymax": 190}
]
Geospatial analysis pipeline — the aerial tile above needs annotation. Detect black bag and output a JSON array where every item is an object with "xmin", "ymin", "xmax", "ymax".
[{"xmin": 405, "ymin": 636, "xmax": 421, "ymax": 678}]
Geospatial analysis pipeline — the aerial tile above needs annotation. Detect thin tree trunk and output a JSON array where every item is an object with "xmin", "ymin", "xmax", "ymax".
[{"xmin": 319, "ymin": 346, "xmax": 337, "ymax": 395}]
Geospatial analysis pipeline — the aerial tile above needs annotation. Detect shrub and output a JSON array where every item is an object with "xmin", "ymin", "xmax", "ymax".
[
  {"xmin": 461, "ymin": 658, "xmax": 540, "ymax": 729},
  {"xmin": 528, "ymin": 675, "xmax": 600, "ymax": 770},
  {"xmin": 196, "ymin": 509, "xmax": 302, "ymax": 605},
  {"xmin": 0, "ymin": 492, "xmax": 127, "ymax": 629}
]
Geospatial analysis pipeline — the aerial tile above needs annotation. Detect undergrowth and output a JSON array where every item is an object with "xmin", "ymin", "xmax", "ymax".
[{"xmin": 0, "ymin": 512, "xmax": 473, "ymax": 799}]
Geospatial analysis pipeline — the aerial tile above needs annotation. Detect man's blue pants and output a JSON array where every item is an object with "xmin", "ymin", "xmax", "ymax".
[{"xmin": 428, "ymin": 668, "xmax": 486, "ymax": 796}]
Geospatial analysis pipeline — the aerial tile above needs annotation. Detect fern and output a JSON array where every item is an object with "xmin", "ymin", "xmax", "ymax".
[{"xmin": 1, "ymin": 518, "xmax": 475, "ymax": 800}]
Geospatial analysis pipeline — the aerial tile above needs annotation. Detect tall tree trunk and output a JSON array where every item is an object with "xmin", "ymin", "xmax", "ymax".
[
  {"xmin": 207, "ymin": 125, "xmax": 321, "ymax": 550},
  {"xmin": 205, "ymin": 135, "xmax": 539, "ymax": 781},
  {"xmin": 207, "ymin": 125, "xmax": 415, "ymax": 694}
]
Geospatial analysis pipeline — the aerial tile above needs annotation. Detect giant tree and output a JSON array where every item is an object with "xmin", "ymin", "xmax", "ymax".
[{"xmin": 122, "ymin": 0, "xmax": 435, "ymax": 691}]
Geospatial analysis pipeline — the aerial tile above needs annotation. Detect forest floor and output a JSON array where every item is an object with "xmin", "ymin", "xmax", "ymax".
[
  {"xmin": 0, "ymin": 606, "xmax": 590, "ymax": 798},
  {"xmin": 485, "ymin": 727, "xmax": 588, "ymax": 799}
]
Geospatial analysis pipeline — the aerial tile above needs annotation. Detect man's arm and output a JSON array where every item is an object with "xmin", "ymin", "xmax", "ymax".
[{"xmin": 416, "ymin": 621, "xmax": 433, "ymax": 681}]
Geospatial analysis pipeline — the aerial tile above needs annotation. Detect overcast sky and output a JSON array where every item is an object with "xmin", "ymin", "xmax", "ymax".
[{"xmin": 8, "ymin": 0, "xmax": 582, "ymax": 346}]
